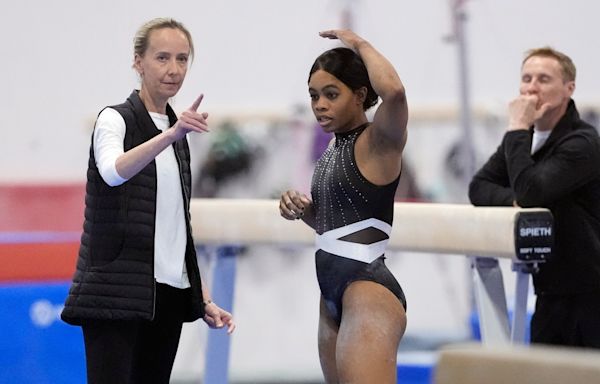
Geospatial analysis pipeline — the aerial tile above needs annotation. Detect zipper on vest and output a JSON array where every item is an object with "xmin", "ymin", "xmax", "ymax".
[
  {"xmin": 173, "ymin": 141, "xmax": 205, "ymax": 315},
  {"xmin": 174, "ymin": 149, "xmax": 190, "ymax": 218},
  {"xmin": 151, "ymin": 278, "xmax": 157, "ymax": 321}
]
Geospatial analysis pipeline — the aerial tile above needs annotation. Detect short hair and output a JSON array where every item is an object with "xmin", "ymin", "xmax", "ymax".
[
  {"xmin": 133, "ymin": 18, "xmax": 194, "ymax": 60},
  {"xmin": 523, "ymin": 47, "xmax": 576, "ymax": 82},
  {"xmin": 308, "ymin": 47, "xmax": 379, "ymax": 111}
]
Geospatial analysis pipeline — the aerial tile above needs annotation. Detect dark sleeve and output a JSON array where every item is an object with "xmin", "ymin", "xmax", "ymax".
[
  {"xmin": 504, "ymin": 130, "xmax": 600, "ymax": 207},
  {"xmin": 468, "ymin": 140, "xmax": 515, "ymax": 207}
]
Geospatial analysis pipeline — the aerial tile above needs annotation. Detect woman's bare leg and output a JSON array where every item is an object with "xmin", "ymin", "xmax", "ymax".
[
  {"xmin": 336, "ymin": 281, "xmax": 407, "ymax": 384},
  {"xmin": 318, "ymin": 297, "xmax": 340, "ymax": 384}
]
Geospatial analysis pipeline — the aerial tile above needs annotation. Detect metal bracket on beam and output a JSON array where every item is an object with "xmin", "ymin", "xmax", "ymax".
[{"xmin": 471, "ymin": 256, "xmax": 511, "ymax": 345}]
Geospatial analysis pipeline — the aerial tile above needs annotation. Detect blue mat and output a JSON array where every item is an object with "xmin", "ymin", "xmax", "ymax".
[{"xmin": 0, "ymin": 282, "xmax": 85, "ymax": 384}]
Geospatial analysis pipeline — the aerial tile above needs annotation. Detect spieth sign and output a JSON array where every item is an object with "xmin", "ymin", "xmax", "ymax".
[{"xmin": 514, "ymin": 211, "xmax": 554, "ymax": 262}]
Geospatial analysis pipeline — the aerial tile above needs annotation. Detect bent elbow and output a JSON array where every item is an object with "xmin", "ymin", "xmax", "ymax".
[
  {"xmin": 468, "ymin": 181, "xmax": 485, "ymax": 206},
  {"xmin": 98, "ymin": 167, "xmax": 127, "ymax": 187}
]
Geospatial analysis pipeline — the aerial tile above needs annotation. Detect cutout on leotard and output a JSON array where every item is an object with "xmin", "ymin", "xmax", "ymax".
[{"xmin": 337, "ymin": 226, "xmax": 389, "ymax": 244}]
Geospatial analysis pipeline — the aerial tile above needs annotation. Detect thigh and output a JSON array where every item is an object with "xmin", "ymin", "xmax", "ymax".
[
  {"xmin": 318, "ymin": 297, "xmax": 340, "ymax": 384},
  {"xmin": 131, "ymin": 284, "xmax": 187, "ymax": 384},
  {"xmin": 336, "ymin": 281, "xmax": 407, "ymax": 384},
  {"xmin": 82, "ymin": 320, "xmax": 139, "ymax": 384}
]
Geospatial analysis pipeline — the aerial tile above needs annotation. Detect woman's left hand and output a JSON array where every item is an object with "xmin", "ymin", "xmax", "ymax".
[
  {"xmin": 319, "ymin": 29, "xmax": 365, "ymax": 51},
  {"xmin": 203, "ymin": 301, "xmax": 236, "ymax": 334}
]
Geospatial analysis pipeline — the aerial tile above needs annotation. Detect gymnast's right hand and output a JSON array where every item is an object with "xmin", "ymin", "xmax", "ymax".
[{"xmin": 279, "ymin": 190, "xmax": 312, "ymax": 220}]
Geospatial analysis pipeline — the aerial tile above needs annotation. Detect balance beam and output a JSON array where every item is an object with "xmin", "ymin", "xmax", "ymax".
[
  {"xmin": 434, "ymin": 343, "xmax": 600, "ymax": 384},
  {"xmin": 190, "ymin": 199, "xmax": 551, "ymax": 260}
]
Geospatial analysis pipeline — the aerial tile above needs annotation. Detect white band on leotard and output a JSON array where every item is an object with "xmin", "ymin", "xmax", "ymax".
[{"xmin": 315, "ymin": 218, "xmax": 392, "ymax": 264}]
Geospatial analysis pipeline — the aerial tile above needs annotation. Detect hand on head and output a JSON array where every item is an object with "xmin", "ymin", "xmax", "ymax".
[{"xmin": 319, "ymin": 29, "xmax": 365, "ymax": 51}]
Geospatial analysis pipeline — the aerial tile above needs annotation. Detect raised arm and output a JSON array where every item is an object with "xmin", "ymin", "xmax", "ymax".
[
  {"xmin": 115, "ymin": 95, "xmax": 209, "ymax": 180},
  {"xmin": 319, "ymin": 30, "xmax": 408, "ymax": 150}
]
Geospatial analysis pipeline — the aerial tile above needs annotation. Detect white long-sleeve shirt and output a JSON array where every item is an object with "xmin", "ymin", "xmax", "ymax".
[{"xmin": 93, "ymin": 108, "xmax": 190, "ymax": 288}]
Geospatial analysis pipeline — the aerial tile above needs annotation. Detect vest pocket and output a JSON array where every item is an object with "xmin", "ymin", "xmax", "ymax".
[{"xmin": 88, "ymin": 229, "xmax": 125, "ymax": 268}]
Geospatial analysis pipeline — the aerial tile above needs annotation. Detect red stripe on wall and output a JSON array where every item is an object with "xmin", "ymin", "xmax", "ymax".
[
  {"xmin": 0, "ymin": 242, "xmax": 78, "ymax": 281},
  {"xmin": 0, "ymin": 184, "xmax": 85, "ymax": 232},
  {"xmin": 0, "ymin": 184, "xmax": 84, "ymax": 281}
]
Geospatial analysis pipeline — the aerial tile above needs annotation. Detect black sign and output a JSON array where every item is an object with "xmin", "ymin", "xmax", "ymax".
[{"xmin": 514, "ymin": 210, "xmax": 553, "ymax": 262}]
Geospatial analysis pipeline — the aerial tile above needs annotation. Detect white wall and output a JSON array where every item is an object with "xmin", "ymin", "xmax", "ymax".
[{"xmin": 2, "ymin": 0, "xmax": 599, "ymax": 182}]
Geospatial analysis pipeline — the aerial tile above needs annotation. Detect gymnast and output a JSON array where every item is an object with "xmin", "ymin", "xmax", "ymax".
[{"xmin": 280, "ymin": 29, "xmax": 408, "ymax": 383}]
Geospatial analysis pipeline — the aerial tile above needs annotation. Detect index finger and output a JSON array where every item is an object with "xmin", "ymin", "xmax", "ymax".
[
  {"xmin": 299, "ymin": 195, "xmax": 311, "ymax": 205},
  {"xmin": 227, "ymin": 320, "xmax": 236, "ymax": 334},
  {"xmin": 523, "ymin": 94, "xmax": 539, "ymax": 102},
  {"xmin": 189, "ymin": 94, "xmax": 204, "ymax": 112},
  {"xmin": 535, "ymin": 102, "xmax": 552, "ymax": 119}
]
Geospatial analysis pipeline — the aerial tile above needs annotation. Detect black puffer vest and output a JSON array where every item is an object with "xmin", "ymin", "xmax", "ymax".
[{"xmin": 61, "ymin": 90, "xmax": 204, "ymax": 325}]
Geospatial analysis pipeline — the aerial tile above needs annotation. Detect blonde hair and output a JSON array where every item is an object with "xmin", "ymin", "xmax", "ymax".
[
  {"xmin": 133, "ymin": 18, "xmax": 194, "ymax": 59},
  {"xmin": 523, "ymin": 47, "xmax": 576, "ymax": 82}
]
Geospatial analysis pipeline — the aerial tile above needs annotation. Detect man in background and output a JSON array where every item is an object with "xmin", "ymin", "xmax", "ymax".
[{"xmin": 469, "ymin": 47, "xmax": 600, "ymax": 348}]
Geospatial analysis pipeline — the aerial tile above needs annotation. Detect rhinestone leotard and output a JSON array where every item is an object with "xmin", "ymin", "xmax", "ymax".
[{"xmin": 311, "ymin": 123, "xmax": 407, "ymax": 325}]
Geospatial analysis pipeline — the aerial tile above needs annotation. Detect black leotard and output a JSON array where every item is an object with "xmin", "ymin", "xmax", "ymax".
[{"xmin": 311, "ymin": 123, "xmax": 407, "ymax": 325}]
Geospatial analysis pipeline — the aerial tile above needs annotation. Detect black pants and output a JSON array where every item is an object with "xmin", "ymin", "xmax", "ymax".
[
  {"xmin": 531, "ymin": 292, "xmax": 600, "ymax": 348},
  {"xmin": 82, "ymin": 283, "xmax": 191, "ymax": 384}
]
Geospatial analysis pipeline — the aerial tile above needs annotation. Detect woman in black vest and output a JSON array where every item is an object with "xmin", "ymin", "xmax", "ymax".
[{"xmin": 61, "ymin": 18, "xmax": 235, "ymax": 384}]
